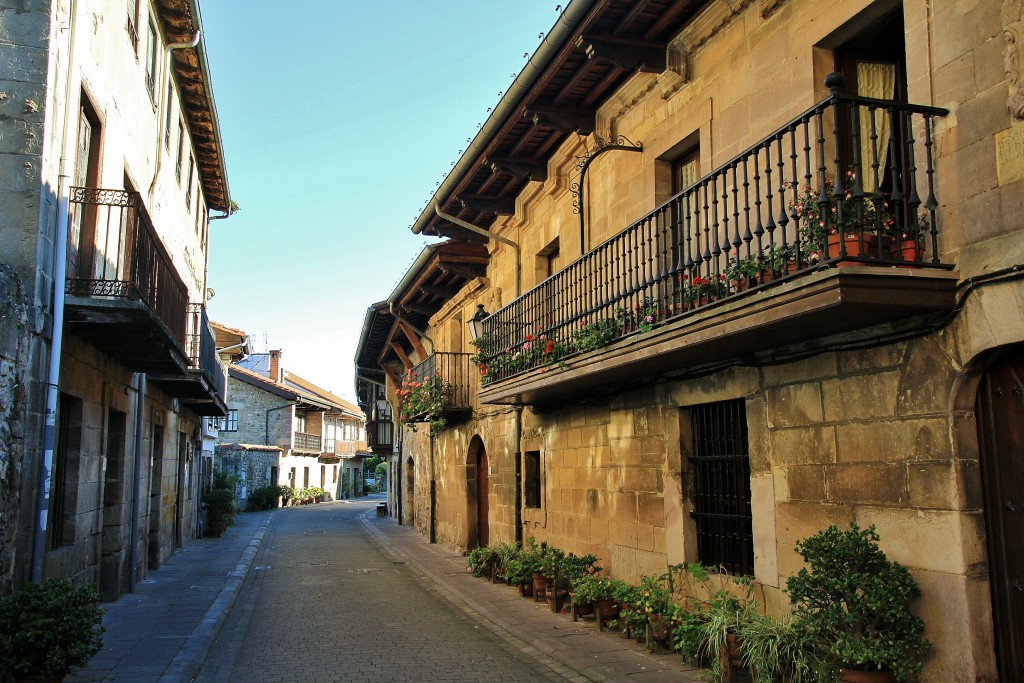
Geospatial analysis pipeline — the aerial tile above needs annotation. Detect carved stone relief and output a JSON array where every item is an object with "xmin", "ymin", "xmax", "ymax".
[{"xmin": 1004, "ymin": 0, "xmax": 1024, "ymax": 119}]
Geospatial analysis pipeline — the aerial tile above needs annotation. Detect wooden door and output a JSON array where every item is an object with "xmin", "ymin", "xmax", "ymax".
[
  {"xmin": 977, "ymin": 350, "xmax": 1024, "ymax": 681},
  {"xmin": 476, "ymin": 449, "xmax": 489, "ymax": 547}
]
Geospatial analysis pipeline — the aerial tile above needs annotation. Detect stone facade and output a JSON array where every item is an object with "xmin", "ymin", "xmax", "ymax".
[
  {"xmin": 0, "ymin": 0, "xmax": 231, "ymax": 597},
  {"xmin": 374, "ymin": 0, "xmax": 1024, "ymax": 680}
]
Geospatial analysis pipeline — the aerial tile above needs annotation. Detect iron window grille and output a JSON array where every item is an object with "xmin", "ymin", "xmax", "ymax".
[{"xmin": 689, "ymin": 399, "xmax": 754, "ymax": 576}]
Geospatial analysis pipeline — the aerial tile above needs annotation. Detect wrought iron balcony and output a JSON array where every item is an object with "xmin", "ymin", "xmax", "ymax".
[
  {"xmin": 151, "ymin": 305, "xmax": 228, "ymax": 415},
  {"xmin": 477, "ymin": 78, "xmax": 957, "ymax": 406},
  {"xmin": 398, "ymin": 352, "xmax": 472, "ymax": 427},
  {"xmin": 293, "ymin": 431, "xmax": 321, "ymax": 452},
  {"xmin": 367, "ymin": 419, "xmax": 395, "ymax": 454},
  {"xmin": 63, "ymin": 187, "xmax": 190, "ymax": 374}
]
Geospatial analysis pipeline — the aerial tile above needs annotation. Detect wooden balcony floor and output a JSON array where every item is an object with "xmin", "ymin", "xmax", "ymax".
[{"xmin": 478, "ymin": 267, "xmax": 959, "ymax": 406}]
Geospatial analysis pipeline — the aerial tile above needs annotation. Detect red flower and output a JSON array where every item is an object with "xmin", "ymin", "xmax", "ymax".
[
  {"xmin": 544, "ymin": 340, "xmax": 554, "ymax": 353},
  {"xmin": 525, "ymin": 334, "xmax": 534, "ymax": 342}
]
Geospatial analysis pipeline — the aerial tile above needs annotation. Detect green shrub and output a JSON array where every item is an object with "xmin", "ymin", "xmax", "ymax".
[
  {"xmin": 786, "ymin": 523, "xmax": 931, "ymax": 681},
  {"xmin": 0, "ymin": 580, "xmax": 105, "ymax": 679},
  {"xmin": 247, "ymin": 484, "xmax": 280, "ymax": 511}
]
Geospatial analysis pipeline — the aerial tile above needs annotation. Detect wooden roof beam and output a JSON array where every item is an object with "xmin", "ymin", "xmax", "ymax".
[
  {"xmin": 575, "ymin": 35, "xmax": 666, "ymax": 73},
  {"xmin": 398, "ymin": 321, "xmax": 427, "ymax": 360},
  {"xmin": 484, "ymin": 157, "xmax": 548, "ymax": 182},
  {"xmin": 523, "ymin": 105, "xmax": 595, "ymax": 135},
  {"xmin": 439, "ymin": 263, "xmax": 488, "ymax": 279},
  {"xmin": 389, "ymin": 342, "xmax": 413, "ymax": 371},
  {"xmin": 458, "ymin": 195, "xmax": 516, "ymax": 216}
]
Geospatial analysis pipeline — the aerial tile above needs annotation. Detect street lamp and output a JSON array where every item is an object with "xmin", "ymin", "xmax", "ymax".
[
  {"xmin": 375, "ymin": 397, "xmax": 390, "ymax": 420},
  {"xmin": 467, "ymin": 304, "xmax": 489, "ymax": 342}
]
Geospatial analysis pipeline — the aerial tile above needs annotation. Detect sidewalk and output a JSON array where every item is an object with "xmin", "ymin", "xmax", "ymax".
[
  {"xmin": 359, "ymin": 507, "xmax": 703, "ymax": 683},
  {"xmin": 66, "ymin": 510, "xmax": 273, "ymax": 683}
]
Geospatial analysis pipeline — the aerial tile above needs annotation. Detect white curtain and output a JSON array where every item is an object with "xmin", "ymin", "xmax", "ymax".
[{"xmin": 857, "ymin": 61, "xmax": 897, "ymax": 192}]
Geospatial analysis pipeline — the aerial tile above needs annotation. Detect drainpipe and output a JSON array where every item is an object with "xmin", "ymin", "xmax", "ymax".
[
  {"xmin": 148, "ymin": 31, "xmax": 201, "ymax": 199},
  {"xmin": 432, "ymin": 204, "xmax": 525, "ymax": 544},
  {"xmin": 129, "ymin": 373, "xmax": 146, "ymax": 591},
  {"xmin": 32, "ymin": 0, "xmax": 80, "ymax": 583},
  {"xmin": 428, "ymin": 431, "xmax": 436, "ymax": 544}
]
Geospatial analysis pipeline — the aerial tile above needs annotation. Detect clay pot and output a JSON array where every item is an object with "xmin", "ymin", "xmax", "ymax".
[{"xmin": 838, "ymin": 668, "xmax": 897, "ymax": 683}]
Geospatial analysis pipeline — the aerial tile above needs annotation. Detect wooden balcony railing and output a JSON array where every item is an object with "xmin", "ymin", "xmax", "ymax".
[
  {"xmin": 293, "ymin": 431, "xmax": 321, "ymax": 451},
  {"xmin": 476, "ymin": 76, "xmax": 951, "ymax": 387},
  {"xmin": 66, "ymin": 187, "xmax": 187, "ymax": 346},
  {"xmin": 367, "ymin": 419, "xmax": 394, "ymax": 453}
]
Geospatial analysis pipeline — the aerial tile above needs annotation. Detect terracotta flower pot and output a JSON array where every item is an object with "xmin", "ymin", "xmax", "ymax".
[
  {"xmin": 531, "ymin": 572, "xmax": 547, "ymax": 602},
  {"xmin": 839, "ymin": 668, "xmax": 897, "ymax": 683}
]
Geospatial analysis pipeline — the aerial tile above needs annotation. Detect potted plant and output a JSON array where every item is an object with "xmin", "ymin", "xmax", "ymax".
[
  {"xmin": 490, "ymin": 542, "xmax": 520, "ymax": 584},
  {"xmin": 725, "ymin": 255, "xmax": 760, "ymax": 292},
  {"xmin": 786, "ymin": 523, "xmax": 931, "ymax": 682},
  {"xmin": 507, "ymin": 538, "xmax": 542, "ymax": 597},
  {"xmin": 737, "ymin": 611, "xmax": 824, "ymax": 683},
  {"xmin": 538, "ymin": 544, "xmax": 566, "ymax": 612},
  {"xmin": 0, "ymin": 579, "xmax": 105, "ymax": 682},
  {"xmin": 278, "ymin": 484, "xmax": 296, "ymax": 507},
  {"xmin": 466, "ymin": 546, "xmax": 496, "ymax": 578}
]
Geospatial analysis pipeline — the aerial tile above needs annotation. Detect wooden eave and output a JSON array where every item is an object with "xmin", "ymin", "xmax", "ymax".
[
  {"xmin": 420, "ymin": 0, "xmax": 708, "ymax": 239},
  {"xmin": 155, "ymin": 0, "xmax": 230, "ymax": 212}
]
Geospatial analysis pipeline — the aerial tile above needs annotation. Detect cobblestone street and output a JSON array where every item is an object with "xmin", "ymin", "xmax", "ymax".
[{"xmin": 194, "ymin": 499, "xmax": 569, "ymax": 682}]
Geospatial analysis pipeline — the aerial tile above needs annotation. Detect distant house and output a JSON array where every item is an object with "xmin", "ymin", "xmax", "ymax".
[{"xmin": 216, "ymin": 350, "xmax": 366, "ymax": 506}]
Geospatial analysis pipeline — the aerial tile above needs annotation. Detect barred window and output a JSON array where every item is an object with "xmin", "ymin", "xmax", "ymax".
[{"xmin": 689, "ymin": 399, "xmax": 753, "ymax": 576}]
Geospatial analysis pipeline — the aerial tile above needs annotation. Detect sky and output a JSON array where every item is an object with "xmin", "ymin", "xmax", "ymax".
[{"xmin": 200, "ymin": 1, "xmax": 563, "ymax": 402}]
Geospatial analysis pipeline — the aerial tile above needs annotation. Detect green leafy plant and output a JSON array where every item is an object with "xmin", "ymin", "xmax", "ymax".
[
  {"xmin": 558, "ymin": 551, "xmax": 599, "ymax": 590},
  {"xmin": 247, "ymin": 484, "xmax": 282, "ymax": 511},
  {"xmin": 204, "ymin": 469, "xmax": 237, "ymax": 530},
  {"xmin": 786, "ymin": 523, "xmax": 931, "ymax": 681},
  {"xmin": 472, "ymin": 332, "xmax": 569, "ymax": 384},
  {"xmin": 0, "ymin": 579, "xmax": 105, "ymax": 680},
  {"xmin": 570, "ymin": 317, "xmax": 619, "ymax": 353},
  {"xmin": 278, "ymin": 484, "xmax": 297, "ymax": 506},
  {"xmin": 506, "ymin": 537, "xmax": 543, "ymax": 585},
  {"xmin": 572, "ymin": 569, "xmax": 626, "ymax": 604},
  {"xmin": 466, "ymin": 546, "xmax": 496, "ymax": 578},
  {"xmin": 537, "ymin": 543, "xmax": 565, "ymax": 582},
  {"xmin": 738, "ymin": 611, "xmax": 824, "ymax": 683}
]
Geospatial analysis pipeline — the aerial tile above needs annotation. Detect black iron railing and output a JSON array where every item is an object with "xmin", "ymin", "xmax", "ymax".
[
  {"xmin": 186, "ymin": 304, "xmax": 227, "ymax": 400},
  {"xmin": 66, "ymin": 187, "xmax": 187, "ymax": 346},
  {"xmin": 477, "ymin": 76, "xmax": 949, "ymax": 384},
  {"xmin": 399, "ymin": 352, "xmax": 472, "ymax": 422}
]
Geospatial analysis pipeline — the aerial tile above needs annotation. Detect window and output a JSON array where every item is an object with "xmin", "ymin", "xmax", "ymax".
[
  {"xmin": 688, "ymin": 399, "xmax": 753, "ymax": 576},
  {"xmin": 524, "ymin": 451, "xmax": 541, "ymax": 508},
  {"xmin": 146, "ymin": 21, "xmax": 158, "ymax": 98},
  {"xmin": 164, "ymin": 85, "xmax": 173, "ymax": 148},
  {"xmin": 303, "ymin": 467, "xmax": 310, "ymax": 489},
  {"xmin": 185, "ymin": 155, "xmax": 194, "ymax": 209},
  {"xmin": 126, "ymin": 0, "xmax": 140, "ymax": 53},
  {"xmin": 50, "ymin": 395, "xmax": 83, "ymax": 549},
  {"xmin": 218, "ymin": 409, "xmax": 238, "ymax": 432},
  {"xmin": 175, "ymin": 119, "xmax": 184, "ymax": 182},
  {"xmin": 672, "ymin": 148, "xmax": 700, "ymax": 194},
  {"xmin": 332, "ymin": 466, "xmax": 338, "ymax": 483}
]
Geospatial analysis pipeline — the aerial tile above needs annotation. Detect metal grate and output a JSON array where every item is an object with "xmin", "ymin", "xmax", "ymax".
[{"xmin": 689, "ymin": 399, "xmax": 753, "ymax": 576}]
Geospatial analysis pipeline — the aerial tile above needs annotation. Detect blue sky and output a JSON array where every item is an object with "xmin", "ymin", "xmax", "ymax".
[{"xmin": 200, "ymin": 1, "xmax": 562, "ymax": 400}]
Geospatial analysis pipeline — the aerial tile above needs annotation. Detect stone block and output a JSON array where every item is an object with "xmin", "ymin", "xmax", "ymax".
[
  {"xmin": 621, "ymin": 464, "xmax": 661, "ymax": 492},
  {"xmin": 827, "ymin": 464, "xmax": 906, "ymax": 505},
  {"xmin": 929, "ymin": 0, "xmax": 999, "ymax": 71},
  {"xmin": 636, "ymin": 492, "xmax": 663, "ymax": 527},
  {"xmin": 761, "ymin": 353, "xmax": 836, "ymax": 386},
  {"xmin": 774, "ymin": 500, "xmax": 853, "ymax": 548},
  {"xmin": 765, "ymin": 382, "xmax": 823, "ymax": 428},
  {"xmin": 0, "ymin": 43, "xmax": 47, "ymax": 83},
  {"xmin": 839, "ymin": 344, "xmax": 905, "ymax": 374},
  {"xmin": 836, "ymin": 418, "xmax": 948, "ymax": 464},
  {"xmin": 783, "ymin": 465, "xmax": 826, "ymax": 501},
  {"xmin": 896, "ymin": 335, "xmax": 959, "ymax": 417},
  {"xmin": 908, "ymin": 462, "xmax": 956, "ymax": 509},
  {"xmin": 750, "ymin": 473, "xmax": 778, "ymax": 587},
  {"xmin": 669, "ymin": 366, "xmax": 760, "ymax": 405},
  {"xmin": 853, "ymin": 507, "xmax": 982, "ymax": 574},
  {"xmin": 766, "ymin": 425, "xmax": 836, "ymax": 466},
  {"xmin": 912, "ymin": 569, "xmax": 997, "ymax": 681},
  {"xmin": 956, "ymin": 84, "xmax": 1012, "ymax": 152},
  {"xmin": 821, "ymin": 371, "xmax": 900, "ymax": 422}
]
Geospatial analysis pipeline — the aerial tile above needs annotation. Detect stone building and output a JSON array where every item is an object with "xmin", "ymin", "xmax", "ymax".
[
  {"xmin": 355, "ymin": 0, "xmax": 1024, "ymax": 679},
  {"xmin": 0, "ymin": 0, "xmax": 231, "ymax": 598},
  {"xmin": 218, "ymin": 351, "xmax": 366, "ymax": 503}
]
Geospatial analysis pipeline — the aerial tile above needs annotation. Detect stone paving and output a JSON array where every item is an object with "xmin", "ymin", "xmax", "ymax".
[{"xmin": 67, "ymin": 495, "xmax": 704, "ymax": 682}]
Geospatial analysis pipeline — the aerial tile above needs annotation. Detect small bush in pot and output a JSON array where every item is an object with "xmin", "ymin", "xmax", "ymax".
[
  {"xmin": 0, "ymin": 579, "xmax": 105, "ymax": 682},
  {"xmin": 786, "ymin": 523, "xmax": 931, "ymax": 681}
]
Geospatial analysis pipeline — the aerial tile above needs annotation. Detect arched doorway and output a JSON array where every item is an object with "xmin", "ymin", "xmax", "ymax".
[
  {"xmin": 976, "ymin": 347, "xmax": 1023, "ymax": 680},
  {"xmin": 468, "ymin": 436, "xmax": 488, "ymax": 548}
]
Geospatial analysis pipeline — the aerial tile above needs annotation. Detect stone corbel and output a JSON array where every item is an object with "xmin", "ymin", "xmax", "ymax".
[{"xmin": 760, "ymin": 0, "xmax": 786, "ymax": 20}]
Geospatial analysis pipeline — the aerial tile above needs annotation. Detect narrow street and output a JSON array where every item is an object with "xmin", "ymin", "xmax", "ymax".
[{"xmin": 194, "ymin": 498, "xmax": 566, "ymax": 682}]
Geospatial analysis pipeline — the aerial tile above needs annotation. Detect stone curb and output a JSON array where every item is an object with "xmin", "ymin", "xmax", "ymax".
[{"xmin": 158, "ymin": 512, "xmax": 273, "ymax": 683}]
